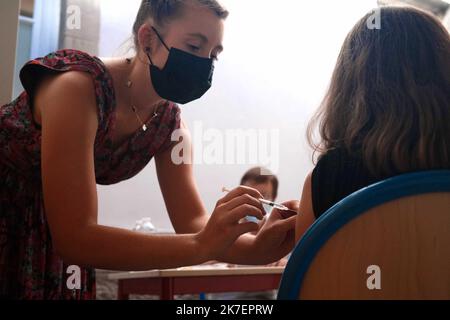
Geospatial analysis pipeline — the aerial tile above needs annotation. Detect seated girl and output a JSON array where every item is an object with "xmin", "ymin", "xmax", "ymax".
[{"xmin": 295, "ymin": 6, "xmax": 450, "ymax": 242}]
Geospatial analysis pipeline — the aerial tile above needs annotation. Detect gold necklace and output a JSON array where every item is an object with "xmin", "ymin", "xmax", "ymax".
[{"xmin": 125, "ymin": 58, "xmax": 158, "ymax": 132}]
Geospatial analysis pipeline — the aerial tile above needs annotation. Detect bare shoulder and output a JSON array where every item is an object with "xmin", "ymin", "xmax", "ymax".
[
  {"xmin": 296, "ymin": 171, "xmax": 315, "ymax": 242},
  {"xmin": 37, "ymin": 71, "xmax": 94, "ymax": 96},
  {"xmin": 35, "ymin": 71, "xmax": 99, "ymax": 135},
  {"xmin": 303, "ymin": 171, "xmax": 312, "ymax": 193},
  {"xmin": 301, "ymin": 172, "xmax": 313, "ymax": 207},
  {"xmin": 300, "ymin": 172, "xmax": 313, "ymax": 216}
]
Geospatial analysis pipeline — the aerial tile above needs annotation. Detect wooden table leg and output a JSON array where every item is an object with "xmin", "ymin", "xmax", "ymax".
[
  {"xmin": 161, "ymin": 278, "xmax": 174, "ymax": 300},
  {"xmin": 117, "ymin": 280, "xmax": 129, "ymax": 300}
]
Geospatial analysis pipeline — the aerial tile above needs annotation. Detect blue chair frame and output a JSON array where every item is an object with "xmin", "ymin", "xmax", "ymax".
[{"xmin": 277, "ymin": 170, "xmax": 450, "ymax": 300}]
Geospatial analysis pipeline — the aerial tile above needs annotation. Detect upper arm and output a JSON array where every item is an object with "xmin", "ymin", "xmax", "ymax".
[
  {"xmin": 295, "ymin": 172, "xmax": 316, "ymax": 243},
  {"xmin": 38, "ymin": 71, "xmax": 99, "ymax": 253},
  {"xmin": 155, "ymin": 120, "xmax": 208, "ymax": 233}
]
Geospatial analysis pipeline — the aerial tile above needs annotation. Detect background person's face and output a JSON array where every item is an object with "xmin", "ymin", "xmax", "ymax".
[{"xmin": 243, "ymin": 181, "xmax": 275, "ymax": 202}]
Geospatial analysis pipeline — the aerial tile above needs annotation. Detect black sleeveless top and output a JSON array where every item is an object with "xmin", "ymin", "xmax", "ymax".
[{"xmin": 311, "ymin": 148, "xmax": 393, "ymax": 218}]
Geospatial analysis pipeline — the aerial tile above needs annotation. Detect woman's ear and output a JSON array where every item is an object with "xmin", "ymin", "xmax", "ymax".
[{"xmin": 137, "ymin": 23, "xmax": 155, "ymax": 54}]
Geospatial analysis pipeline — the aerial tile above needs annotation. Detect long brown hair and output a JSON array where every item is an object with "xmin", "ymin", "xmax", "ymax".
[{"xmin": 307, "ymin": 6, "xmax": 450, "ymax": 176}]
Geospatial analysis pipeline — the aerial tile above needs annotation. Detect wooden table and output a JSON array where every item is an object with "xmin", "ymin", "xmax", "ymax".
[{"xmin": 108, "ymin": 266, "xmax": 284, "ymax": 300}]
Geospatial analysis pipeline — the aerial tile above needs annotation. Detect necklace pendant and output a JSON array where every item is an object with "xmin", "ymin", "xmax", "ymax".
[
  {"xmin": 142, "ymin": 124, "xmax": 148, "ymax": 132},
  {"xmin": 126, "ymin": 80, "xmax": 132, "ymax": 88}
]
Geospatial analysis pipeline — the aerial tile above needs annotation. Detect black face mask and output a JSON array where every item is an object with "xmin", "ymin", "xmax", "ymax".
[{"xmin": 146, "ymin": 27, "xmax": 215, "ymax": 104}]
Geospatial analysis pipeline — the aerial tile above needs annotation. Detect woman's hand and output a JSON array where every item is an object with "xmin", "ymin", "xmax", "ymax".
[
  {"xmin": 195, "ymin": 186, "xmax": 267, "ymax": 261},
  {"xmin": 249, "ymin": 200, "xmax": 299, "ymax": 265}
]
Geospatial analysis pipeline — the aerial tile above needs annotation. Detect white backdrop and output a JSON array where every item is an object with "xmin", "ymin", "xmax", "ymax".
[{"xmin": 97, "ymin": 0, "xmax": 378, "ymax": 230}]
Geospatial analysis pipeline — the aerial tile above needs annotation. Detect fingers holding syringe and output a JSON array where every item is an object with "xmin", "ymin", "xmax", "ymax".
[
  {"xmin": 222, "ymin": 194, "xmax": 266, "ymax": 218},
  {"xmin": 218, "ymin": 186, "xmax": 265, "ymax": 207},
  {"xmin": 225, "ymin": 204, "xmax": 266, "ymax": 224}
]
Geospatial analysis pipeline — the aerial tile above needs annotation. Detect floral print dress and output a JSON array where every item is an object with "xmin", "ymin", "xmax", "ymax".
[{"xmin": 0, "ymin": 49, "xmax": 181, "ymax": 299}]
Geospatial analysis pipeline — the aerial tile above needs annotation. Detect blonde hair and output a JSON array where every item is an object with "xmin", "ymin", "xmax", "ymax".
[{"xmin": 307, "ymin": 6, "xmax": 450, "ymax": 177}]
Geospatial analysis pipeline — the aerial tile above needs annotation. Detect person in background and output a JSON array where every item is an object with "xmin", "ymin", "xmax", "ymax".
[
  {"xmin": 240, "ymin": 167, "xmax": 279, "ymax": 202},
  {"xmin": 294, "ymin": 6, "xmax": 450, "ymax": 244},
  {"xmin": 207, "ymin": 167, "xmax": 292, "ymax": 300},
  {"xmin": 240, "ymin": 167, "xmax": 290, "ymax": 267}
]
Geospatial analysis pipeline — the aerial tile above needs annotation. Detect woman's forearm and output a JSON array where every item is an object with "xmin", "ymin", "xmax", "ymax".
[
  {"xmin": 217, "ymin": 234, "xmax": 261, "ymax": 265},
  {"xmin": 56, "ymin": 224, "xmax": 208, "ymax": 271}
]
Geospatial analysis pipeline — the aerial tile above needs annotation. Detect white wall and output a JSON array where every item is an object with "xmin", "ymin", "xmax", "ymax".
[
  {"xmin": 444, "ymin": 6, "xmax": 450, "ymax": 31},
  {"xmin": 0, "ymin": 0, "xmax": 20, "ymax": 105},
  {"xmin": 13, "ymin": 16, "xmax": 33, "ymax": 100},
  {"xmin": 97, "ymin": 0, "xmax": 378, "ymax": 231}
]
